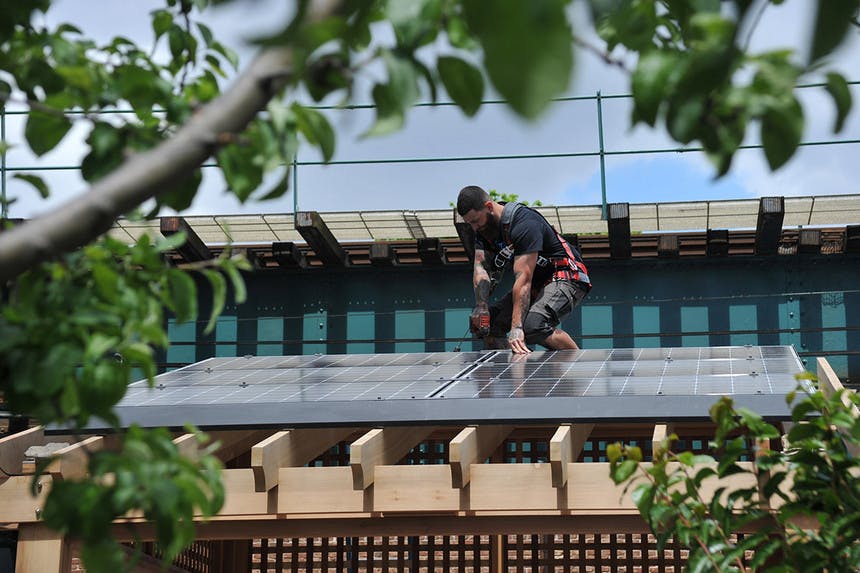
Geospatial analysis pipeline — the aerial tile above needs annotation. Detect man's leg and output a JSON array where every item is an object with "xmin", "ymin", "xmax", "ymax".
[{"xmin": 542, "ymin": 328, "xmax": 579, "ymax": 349}]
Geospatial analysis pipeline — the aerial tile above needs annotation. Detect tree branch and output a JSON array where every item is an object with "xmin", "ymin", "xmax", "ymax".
[{"xmin": 0, "ymin": 0, "xmax": 341, "ymax": 284}]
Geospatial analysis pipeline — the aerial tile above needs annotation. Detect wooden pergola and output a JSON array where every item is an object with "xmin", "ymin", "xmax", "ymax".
[{"xmin": 0, "ymin": 357, "xmax": 853, "ymax": 572}]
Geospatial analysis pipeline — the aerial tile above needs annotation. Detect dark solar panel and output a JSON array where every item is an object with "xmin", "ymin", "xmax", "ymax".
[{"xmin": 74, "ymin": 346, "xmax": 807, "ymax": 432}]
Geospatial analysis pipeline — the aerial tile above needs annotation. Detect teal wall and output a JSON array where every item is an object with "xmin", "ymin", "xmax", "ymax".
[{"xmin": 167, "ymin": 254, "xmax": 860, "ymax": 383}]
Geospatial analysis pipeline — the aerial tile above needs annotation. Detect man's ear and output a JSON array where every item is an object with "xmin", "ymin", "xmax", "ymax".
[{"xmin": 485, "ymin": 201, "xmax": 493, "ymax": 210}]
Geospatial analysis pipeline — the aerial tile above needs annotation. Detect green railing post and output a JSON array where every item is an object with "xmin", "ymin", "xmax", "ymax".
[
  {"xmin": 1, "ymin": 104, "xmax": 7, "ymax": 219},
  {"xmin": 596, "ymin": 90, "xmax": 607, "ymax": 220},
  {"xmin": 292, "ymin": 157, "xmax": 298, "ymax": 224}
]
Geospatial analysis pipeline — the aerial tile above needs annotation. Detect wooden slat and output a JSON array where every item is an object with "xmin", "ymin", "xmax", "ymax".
[
  {"xmin": 350, "ymin": 427, "xmax": 435, "ymax": 490},
  {"xmin": 251, "ymin": 428, "xmax": 356, "ymax": 492},
  {"xmin": 0, "ymin": 475, "xmax": 51, "ymax": 522},
  {"xmin": 279, "ymin": 467, "xmax": 369, "ymax": 514},
  {"xmin": 295, "ymin": 211, "xmax": 348, "ymax": 266},
  {"xmin": 449, "ymin": 425, "xmax": 512, "ymax": 488},
  {"xmin": 651, "ymin": 423, "xmax": 674, "ymax": 457},
  {"xmin": 50, "ymin": 436, "xmax": 103, "ymax": 480},
  {"xmin": 160, "ymin": 216, "xmax": 211, "ymax": 262},
  {"xmin": 816, "ymin": 357, "xmax": 859, "ymax": 456},
  {"xmin": 174, "ymin": 430, "xmax": 272, "ymax": 463},
  {"xmin": 219, "ymin": 469, "xmax": 270, "ymax": 516},
  {"xmin": 0, "ymin": 426, "xmax": 46, "ymax": 475},
  {"xmin": 15, "ymin": 523, "xmax": 71, "ymax": 573},
  {"xmin": 375, "ymin": 465, "xmax": 459, "ymax": 512},
  {"xmin": 550, "ymin": 423, "xmax": 593, "ymax": 487}
]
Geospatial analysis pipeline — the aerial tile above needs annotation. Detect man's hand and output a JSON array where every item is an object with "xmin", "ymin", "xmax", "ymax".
[
  {"xmin": 508, "ymin": 326, "xmax": 531, "ymax": 354},
  {"xmin": 470, "ymin": 305, "xmax": 491, "ymax": 337}
]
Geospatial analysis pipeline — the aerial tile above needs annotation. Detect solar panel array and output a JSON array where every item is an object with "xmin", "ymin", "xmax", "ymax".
[{"xmin": 89, "ymin": 346, "xmax": 806, "ymax": 431}]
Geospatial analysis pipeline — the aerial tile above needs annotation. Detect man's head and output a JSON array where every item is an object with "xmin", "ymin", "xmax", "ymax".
[{"xmin": 457, "ymin": 185, "xmax": 499, "ymax": 236}]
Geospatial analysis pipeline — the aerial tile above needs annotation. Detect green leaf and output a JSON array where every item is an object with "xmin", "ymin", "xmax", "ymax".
[
  {"xmin": 631, "ymin": 51, "xmax": 679, "ymax": 126},
  {"xmin": 151, "ymin": 9, "xmax": 173, "ymax": 40},
  {"xmin": 363, "ymin": 83, "xmax": 406, "ymax": 137},
  {"xmin": 437, "ymin": 56, "xmax": 484, "ymax": 117},
  {"xmin": 155, "ymin": 230, "xmax": 188, "ymax": 253},
  {"xmin": 224, "ymin": 260, "xmax": 247, "ymax": 304},
  {"xmin": 167, "ymin": 269, "xmax": 198, "ymax": 323},
  {"xmin": 291, "ymin": 103, "xmax": 335, "ymax": 162},
  {"xmin": 202, "ymin": 270, "xmax": 226, "ymax": 335},
  {"xmin": 825, "ymin": 72, "xmax": 852, "ymax": 133},
  {"xmin": 159, "ymin": 168, "xmax": 202, "ymax": 211},
  {"xmin": 24, "ymin": 110, "xmax": 73, "ymax": 156},
  {"xmin": 463, "ymin": 0, "xmax": 572, "ymax": 119},
  {"xmin": 12, "ymin": 173, "xmax": 50, "ymax": 198},
  {"xmin": 810, "ymin": 0, "xmax": 857, "ymax": 63},
  {"xmin": 761, "ymin": 97, "xmax": 803, "ymax": 170},
  {"xmin": 614, "ymin": 459, "xmax": 638, "ymax": 482},
  {"xmin": 666, "ymin": 96, "xmax": 705, "ymax": 144}
]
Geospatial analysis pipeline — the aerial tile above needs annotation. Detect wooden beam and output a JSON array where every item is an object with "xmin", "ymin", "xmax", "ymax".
[
  {"xmin": 272, "ymin": 241, "xmax": 307, "ymax": 268},
  {"xmin": 0, "ymin": 426, "xmax": 47, "ymax": 475},
  {"xmin": 279, "ymin": 466, "xmax": 368, "ymax": 514},
  {"xmin": 550, "ymin": 423, "xmax": 594, "ymax": 487},
  {"xmin": 174, "ymin": 430, "xmax": 272, "ymax": 464},
  {"xmin": 449, "ymin": 425, "xmax": 512, "ymax": 488},
  {"xmin": 50, "ymin": 436, "xmax": 103, "ymax": 480},
  {"xmin": 0, "ymin": 475, "xmax": 51, "ymax": 523},
  {"xmin": 798, "ymin": 228, "xmax": 821, "ymax": 255},
  {"xmin": 651, "ymin": 423, "xmax": 675, "ymax": 457},
  {"xmin": 15, "ymin": 523, "xmax": 71, "ymax": 573},
  {"xmin": 115, "ymin": 514, "xmax": 653, "ymax": 542},
  {"xmin": 350, "ymin": 427, "xmax": 434, "ymax": 490},
  {"xmin": 160, "ymin": 216, "xmax": 211, "ymax": 262},
  {"xmin": 658, "ymin": 234, "xmax": 679, "ymax": 258},
  {"xmin": 295, "ymin": 211, "xmax": 348, "ymax": 266},
  {"xmin": 375, "ymin": 464, "xmax": 459, "ymax": 512},
  {"xmin": 817, "ymin": 357, "xmax": 860, "ymax": 456},
  {"xmin": 707, "ymin": 228, "xmax": 729, "ymax": 257},
  {"xmin": 251, "ymin": 428, "xmax": 356, "ymax": 492},
  {"xmin": 846, "ymin": 224, "xmax": 860, "ymax": 254}
]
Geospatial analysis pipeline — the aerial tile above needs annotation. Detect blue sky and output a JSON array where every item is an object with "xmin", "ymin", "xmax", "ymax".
[{"xmin": 5, "ymin": 0, "xmax": 860, "ymax": 219}]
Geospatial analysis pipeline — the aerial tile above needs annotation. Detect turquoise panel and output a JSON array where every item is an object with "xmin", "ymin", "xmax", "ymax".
[
  {"xmin": 822, "ymin": 292, "xmax": 848, "ymax": 374},
  {"xmin": 582, "ymin": 305, "xmax": 612, "ymax": 349},
  {"xmin": 729, "ymin": 304, "xmax": 758, "ymax": 346},
  {"xmin": 166, "ymin": 319, "xmax": 196, "ymax": 364},
  {"xmin": 395, "ymin": 309, "xmax": 426, "ymax": 353},
  {"xmin": 257, "ymin": 317, "xmax": 283, "ymax": 356},
  {"xmin": 445, "ymin": 308, "xmax": 473, "ymax": 352},
  {"xmin": 779, "ymin": 297, "xmax": 801, "ymax": 347},
  {"xmin": 632, "ymin": 305, "xmax": 659, "ymax": 348},
  {"xmin": 303, "ymin": 311, "xmax": 327, "ymax": 355},
  {"xmin": 681, "ymin": 307, "xmax": 709, "ymax": 347},
  {"xmin": 215, "ymin": 315, "xmax": 237, "ymax": 357},
  {"xmin": 347, "ymin": 311, "xmax": 375, "ymax": 354}
]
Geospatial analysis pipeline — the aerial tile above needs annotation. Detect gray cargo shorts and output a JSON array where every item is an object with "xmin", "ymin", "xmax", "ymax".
[{"xmin": 488, "ymin": 279, "xmax": 589, "ymax": 344}]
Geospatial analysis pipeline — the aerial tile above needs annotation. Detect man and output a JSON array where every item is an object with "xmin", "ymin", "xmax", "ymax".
[{"xmin": 456, "ymin": 185, "xmax": 591, "ymax": 354}]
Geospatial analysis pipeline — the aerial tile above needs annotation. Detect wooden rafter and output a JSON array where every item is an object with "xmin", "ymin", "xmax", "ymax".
[
  {"xmin": 449, "ymin": 425, "xmax": 512, "ymax": 488},
  {"xmin": 550, "ymin": 423, "xmax": 594, "ymax": 487},
  {"xmin": 349, "ymin": 427, "xmax": 435, "ymax": 490}
]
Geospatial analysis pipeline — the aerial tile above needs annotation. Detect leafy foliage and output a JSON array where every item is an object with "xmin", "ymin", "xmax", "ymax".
[
  {"xmin": 608, "ymin": 383, "xmax": 860, "ymax": 572},
  {"xmin": 1, "ymin": 0, "xmax": 858, "ymax": 571}
]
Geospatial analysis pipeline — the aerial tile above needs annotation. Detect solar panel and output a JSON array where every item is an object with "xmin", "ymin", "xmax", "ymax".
[{"xmin": 76, "ymin": 346, "xmax": 807, "ymax": 432}]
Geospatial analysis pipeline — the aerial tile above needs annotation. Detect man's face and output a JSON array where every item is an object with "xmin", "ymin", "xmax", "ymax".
[{"xmin": 463, "ymin": 203, "xmax": 499, "ymax": 236}]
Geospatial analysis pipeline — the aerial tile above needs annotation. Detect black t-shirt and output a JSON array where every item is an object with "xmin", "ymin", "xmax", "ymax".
[{"xmin": 474, "ymin": 205, "xmax": 567, "ymax": 286}]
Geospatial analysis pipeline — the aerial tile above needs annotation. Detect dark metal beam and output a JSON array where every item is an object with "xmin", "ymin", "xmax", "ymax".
[
  {"xmin": 754, "ymin": 197, "xmax": 785, "ymax": 256},
  {"xmin": 295, "ymin": 211, "xmax": 348, "ymax": 266},
  {"xmin": 607, "ymin": 203, "xmax": 631, "ymax": 259},
  {"xmin": 272, "ymin": 242, "xmax": 307, "ymax": 269},
  {"xmin": 160, "ymin": 216, "xmax": 211, "ymax": 262},
  {"xmin": 370, "ymin": 242, "xmax": 396, "ymax": 266},
  {"xmin": 846, "ymin": 225, "xmax": 860, "ymax": 254},
  {"xmin": 658, "ymin": 235, "xmax": 679, "ymax": 258},
  {"xmin": 418, "ymin": 238, "xmax": 444, "ymax": 265},
  {"xmin": 706, "ymin": 229, "xmax": 729, "ymax": 257},
  {"xmin": 797, "ymin": 228, "xmax": 821, "ymax": 255}
]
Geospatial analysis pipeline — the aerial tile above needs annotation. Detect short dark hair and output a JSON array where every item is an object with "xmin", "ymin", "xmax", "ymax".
[{"xmin": 457, "ymin": 185, "xmax": 490, "ymax": 216}]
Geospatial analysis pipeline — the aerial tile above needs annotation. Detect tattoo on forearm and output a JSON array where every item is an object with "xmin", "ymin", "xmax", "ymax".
[
  {"xmin": 518, "ymin": 291, "xmax": 530, "ymax": 317},
  {"xmin": 476, "ymin": 278, "xmax": 491, "ymax": 303}
]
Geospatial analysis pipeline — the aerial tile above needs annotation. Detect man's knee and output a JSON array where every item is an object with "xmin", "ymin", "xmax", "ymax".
[{"xmin": 523, "ymin": 313, "xmax": 553, "ymax": 344}]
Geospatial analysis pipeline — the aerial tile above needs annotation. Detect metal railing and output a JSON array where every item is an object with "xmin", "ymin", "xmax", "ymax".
[{"xmin": 2, "ymin": 82, "xmax": 859, "ymax": 221}]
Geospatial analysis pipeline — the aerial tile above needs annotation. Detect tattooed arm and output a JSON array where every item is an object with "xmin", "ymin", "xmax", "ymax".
[{"xmin": 509, "ymin": 252, "xmax": 537, "ymax": 354}]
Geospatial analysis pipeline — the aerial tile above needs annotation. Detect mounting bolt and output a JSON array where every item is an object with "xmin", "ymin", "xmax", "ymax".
[
  {"xmin": 36, "ymin": 481, "xmax": 43, "ymax": 493},
  {"xmin": 35, "ymin": 508, "xmax": 41, "ymax": 519}
]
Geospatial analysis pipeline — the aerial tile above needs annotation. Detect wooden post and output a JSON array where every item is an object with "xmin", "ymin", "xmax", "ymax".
[{"xmin": 15, "ymin": 524, "xmax": 70, "ymax": 573}]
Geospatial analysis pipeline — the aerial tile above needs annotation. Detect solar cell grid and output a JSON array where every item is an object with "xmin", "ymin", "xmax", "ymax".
[{"xmin": 83, "ymin": 346, "xmax": 806, "ymax": 431}]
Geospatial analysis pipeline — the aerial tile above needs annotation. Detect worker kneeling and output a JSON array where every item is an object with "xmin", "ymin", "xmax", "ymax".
[{"xmin": 458, "ymin": 185, "xmax": 592, "ymax": 354}]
